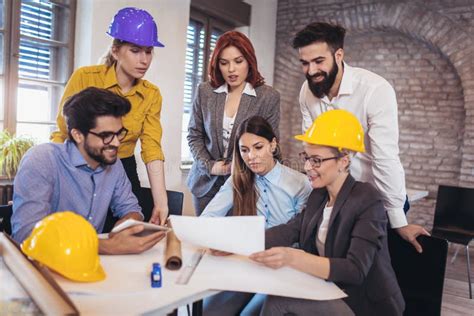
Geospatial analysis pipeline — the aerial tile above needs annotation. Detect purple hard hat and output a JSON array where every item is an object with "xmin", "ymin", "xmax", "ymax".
[{"xmin": 106, "ymin": 7, "xmax": 164, "ymax": 47}]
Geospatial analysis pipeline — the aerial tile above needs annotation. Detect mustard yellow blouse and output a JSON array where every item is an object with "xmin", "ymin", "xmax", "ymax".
[{"xmin": 51, "ymin": 64, "xmax": 164, "ymax": 163}]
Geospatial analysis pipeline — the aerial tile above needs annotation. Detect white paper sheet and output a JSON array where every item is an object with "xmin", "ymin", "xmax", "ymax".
[
  {"xmin": 189, "ymin": 253, "xmax": 347, "ymax": 301},
  {"xmin": 169, "ymin": 215, "xmax": 265, "ymax": 256}
]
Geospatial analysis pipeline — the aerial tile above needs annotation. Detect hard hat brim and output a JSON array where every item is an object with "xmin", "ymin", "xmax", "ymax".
[
  {"xmin": 294, "ymin": 134, "xmax": 366, "ymax": 153},
  {"xmin": 56, "ymin": 262, "xmax": 106, "ymax": 283}
]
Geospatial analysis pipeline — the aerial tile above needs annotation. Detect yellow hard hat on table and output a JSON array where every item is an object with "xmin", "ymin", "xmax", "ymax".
[
  {"xmin": 295, "ymin": 109, "xmax": 365, "ymax": 153},
  {"xmin": 21, "ymin": 211, "xmax": 106, "ymax": 282}
]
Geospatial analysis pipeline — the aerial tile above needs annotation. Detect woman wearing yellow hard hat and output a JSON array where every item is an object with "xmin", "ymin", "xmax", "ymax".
[
  {"xmin": 250, "ymin": 110, "xmax": 404, "ymax": 315},
  {"xmin": 50, "ymin": 7, "xmax": 168, "ymax": 228}
]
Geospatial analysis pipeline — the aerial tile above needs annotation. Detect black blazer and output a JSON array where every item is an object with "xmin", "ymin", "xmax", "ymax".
[
  {"xmin": 187, "ymin": 82, "xmax": 280, "ymax": 197},
  {"xmin": 266, "ymin": 175, "xmax": 404, "ymax": 315}
]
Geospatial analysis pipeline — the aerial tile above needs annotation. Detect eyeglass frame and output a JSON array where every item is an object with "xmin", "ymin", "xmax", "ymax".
[
  {"xmin": 87, "ymin": 127, "xmax": 128, "ymax": 145},
  {"xmin": 298, "ymin": 152, "xmax": 339, "ymax": 169}
]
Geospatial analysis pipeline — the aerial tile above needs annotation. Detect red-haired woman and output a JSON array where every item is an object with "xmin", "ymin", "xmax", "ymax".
[{"xmin": 187, "ymin": 31, "xmax": 280, "ymax": 215}]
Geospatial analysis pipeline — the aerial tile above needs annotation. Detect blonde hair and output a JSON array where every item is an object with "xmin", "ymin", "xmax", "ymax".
[
  {"xmin": 101, "ymin": 39, "xmax": 127, "ymax": 68},
  {"xmin": 330, "ymin": 147, "xmax": 353, "ymax": 171}
]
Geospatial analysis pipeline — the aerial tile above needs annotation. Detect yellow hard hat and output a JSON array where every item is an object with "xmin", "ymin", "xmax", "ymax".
[
  {"xmin": 21, "ymin": 211, "xmax": 106, "ymax": 282},
  {"xmin": 295, "ymin": 109, "xmax": 365, "ymax": 153}
]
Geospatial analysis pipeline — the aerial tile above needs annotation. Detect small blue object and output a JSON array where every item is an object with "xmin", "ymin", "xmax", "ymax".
[{"xmin": 151, "ymin": 263, "xmax": 162, "ymax": 288}]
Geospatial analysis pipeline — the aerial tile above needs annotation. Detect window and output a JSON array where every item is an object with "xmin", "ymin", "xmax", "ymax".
[
  {"xmin": 0, "ymin": 0, "xmax": 76, "ymax": 143},
  {"xmin": 181, "ymin": 12, "xmax": 228, "ymax": 164}
]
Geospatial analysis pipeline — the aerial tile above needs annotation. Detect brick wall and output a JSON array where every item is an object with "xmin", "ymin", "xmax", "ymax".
[{"xmin": 275, "ymin": 0, "xmax": 474, "ymax": 228}]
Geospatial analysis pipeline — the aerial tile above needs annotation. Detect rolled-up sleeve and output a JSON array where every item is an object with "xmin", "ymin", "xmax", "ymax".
[{"xmin": 140, "ymin": 88, "xmax": 165, "ymax": 163}]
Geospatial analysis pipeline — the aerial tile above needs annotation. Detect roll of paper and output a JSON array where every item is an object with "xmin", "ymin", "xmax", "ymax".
[{"xmin": 164, "ymin": 228, "xmax": 182, "ymax": 270}]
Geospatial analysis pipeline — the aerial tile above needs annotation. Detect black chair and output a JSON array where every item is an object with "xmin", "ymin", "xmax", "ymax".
[
  {"xmin": 431, "ymin": 185, "xmax": 474, "ymax": 299},
  {"xmin": 0, "ymin": 204, "xmax": 13, "ymax": 235},
  {"xmin": 140, "ymin": 188, "xmax": 184, "ymax": 221},
  {"xmin": 388, "ymin": 234, "xmax": 448, "ymax": 316},
  {"xmin": 103, "ymin": 188, "xmax": 184, "ymax": 233}
]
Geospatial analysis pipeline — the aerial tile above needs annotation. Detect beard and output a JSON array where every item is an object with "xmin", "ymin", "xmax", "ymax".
[
  {"xmin": 306, "ymin": 58, "xmax": 339, "ymax": 99},
  {"xmin": 84, "ymin": 141, "xmax": 118, "ymax": 166}
]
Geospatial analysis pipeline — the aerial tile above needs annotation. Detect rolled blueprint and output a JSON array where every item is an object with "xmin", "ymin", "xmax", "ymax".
[{"xmin": 164, "ymin": 228, "xmax": 182, "ymax": 270}]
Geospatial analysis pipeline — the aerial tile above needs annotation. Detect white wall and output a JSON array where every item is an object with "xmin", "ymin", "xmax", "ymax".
[
  {"xmin": 75, "ymin": 0, "xmax": 277, "ymax": 215},
  {"xmin": 239, "ymin": 0, "xmax": 278, "ymax": 85}
]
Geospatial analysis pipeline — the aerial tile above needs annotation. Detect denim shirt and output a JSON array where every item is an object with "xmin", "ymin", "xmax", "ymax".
[
  {"xmin": 201, "ymin": 162, "xmax": 312, "ymax": 228},
  {"xmin": 12, "ymin": 140, "xmax": 142, "ymax": 243}
]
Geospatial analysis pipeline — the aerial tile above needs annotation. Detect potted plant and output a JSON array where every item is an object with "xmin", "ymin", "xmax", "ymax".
[{"xmin": 0, "ymin": 130, "xmax": 35, "ymax": 179}]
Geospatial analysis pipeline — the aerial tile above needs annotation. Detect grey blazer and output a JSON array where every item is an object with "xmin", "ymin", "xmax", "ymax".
[
  {"xmin": 187, "ymin": 82, "xmax": 280, "ymax": 197},
  {"xmin": 266, "ymin": 175, "xmax": 404, "ymax": 316}
]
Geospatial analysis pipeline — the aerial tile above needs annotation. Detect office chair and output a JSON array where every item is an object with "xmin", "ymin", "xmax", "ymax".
[
  {"xmin": 431, "ymin": 185, "xmax": 474, "ymax": 299},
  {"xmin": 140, "ymin": 188, "xmax": 184, "ymax": 221},
  {"xmin": 103, "ymin": 188, "xmax": 185, "ymax": 233},
  {"xmin": 0, "ymin": 204, "xmax": 13, "ymax": 235},
  {"xmin": 388, "ymin": 234, "xmax": 448, "ymax": 316}
]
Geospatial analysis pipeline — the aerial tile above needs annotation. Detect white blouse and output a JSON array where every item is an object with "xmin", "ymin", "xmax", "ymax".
[{"xmin": 316, "ymin": 203, "xmax": 333, "ymax": 257}]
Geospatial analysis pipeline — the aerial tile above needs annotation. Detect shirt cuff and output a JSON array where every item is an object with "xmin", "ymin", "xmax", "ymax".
[
  {"xmin": 386, "ymin": 207, "xmax": 408, "ymax": 228},
  {"xmin": 141, "ymin": 151, "xmax": 165, "ymax": 164}
]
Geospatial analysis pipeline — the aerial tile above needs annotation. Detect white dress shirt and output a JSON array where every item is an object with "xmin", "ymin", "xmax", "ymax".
[
  {"xmin": 316, "ymin": 203, "xmax": 333, "ymax": 257},
  {"xmin": 299, "ymin": 63, "xmax": 407, "ymax": 228}
]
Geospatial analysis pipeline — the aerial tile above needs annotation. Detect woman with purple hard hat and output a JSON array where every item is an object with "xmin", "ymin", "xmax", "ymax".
[{"xmin": 51, "ymin": 7, "xmax": 169, "ymax": 229}]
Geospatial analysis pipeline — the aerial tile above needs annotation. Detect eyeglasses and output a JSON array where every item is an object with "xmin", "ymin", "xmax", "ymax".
[
  {"xmin": 88, "ymin": 127, "xmax": 128, "ymax": 145},
  {"xmin": 299, "ymin": 152, "xmax": 339, "ymax": 169}
]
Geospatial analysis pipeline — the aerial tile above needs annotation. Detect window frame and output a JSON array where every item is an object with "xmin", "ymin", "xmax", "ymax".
[
  {"xmin": 1, "ymin": 0, "xmax": 76, "ymax": 134},
  {"xmin": 181, "ymin": 9, "xmax": 232, "ymax": 167},
  {"xmin": 189, "ymin": 9, "xmax": 232, "ymax": 86}
]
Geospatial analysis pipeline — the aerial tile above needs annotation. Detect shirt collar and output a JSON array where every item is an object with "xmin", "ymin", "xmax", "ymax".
[
  {"xmin": 214, "ymin": 82, "xmax": 257, "ymax": 97},
  {"xmin": 104, "ymin": 65, "xmax": 145, "ymax": 98},
  {"xmin": 66, "ymin": 140, "xmax": 105, "ymax": 173},
  {"xmin": 104, "ymin": 66, "xmax": 119, "ymax": 89},
  {"xmin": 257, "ymin": 161, "xmax": 282, "ymax": 184},
  {"xmin": 338, "ymin": 62, "xmax": 353, "ymax": 96}
]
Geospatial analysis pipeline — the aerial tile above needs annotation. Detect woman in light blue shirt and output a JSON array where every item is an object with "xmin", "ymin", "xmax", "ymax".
[
  {"xmin": 201, "ymin": 116, "xmax": 311, "ymax": 227},
  {"xmin": 201, "ymin": 116, "xmax": 311, "ymax": 316}
]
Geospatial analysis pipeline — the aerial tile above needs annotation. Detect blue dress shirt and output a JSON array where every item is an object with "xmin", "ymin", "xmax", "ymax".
[
  {"xmin": 12, "ymin": 141, "xmax": 142, "ymax": 243},
  {"xmin": 201, "ymin": 162, "xmax": 312, "ymax": 228}
]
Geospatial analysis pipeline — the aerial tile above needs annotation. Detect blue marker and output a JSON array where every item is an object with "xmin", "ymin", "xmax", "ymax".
[{"xmin": 151, "ymin": 263, "xmax": 162, "ymax": 288}]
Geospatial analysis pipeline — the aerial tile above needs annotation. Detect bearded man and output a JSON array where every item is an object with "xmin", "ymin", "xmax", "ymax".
[
  {"xmin": 293, "ymin": 22, "xmax": 429, "ymax": 252},
  {"xmin": 11, "ymin": 87, "xmax": 164, "ymax": 254}
]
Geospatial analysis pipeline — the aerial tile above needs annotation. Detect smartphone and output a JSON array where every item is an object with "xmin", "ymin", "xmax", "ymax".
[{"xmin": 111, "ymin": 219, "xmax": 171, "ymax": 237}]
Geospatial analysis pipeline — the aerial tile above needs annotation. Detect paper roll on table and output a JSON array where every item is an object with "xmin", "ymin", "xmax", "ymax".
[{"xmin": 164, "ymin": 229, "xmax": 182, "ymax": 270}]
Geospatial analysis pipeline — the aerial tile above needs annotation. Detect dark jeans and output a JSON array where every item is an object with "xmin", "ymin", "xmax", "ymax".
[
  {"xmin": 403, "ymin": 195, "xmax": 410, "ymax": 214},
  {"xmin": 102, "ymin": 156, "xmax": 142, "ymax": 233},
  {"xmin": 388, "ymin": 195, "xmax": 411, "ymax": 258},
  {"xmin": 260, "ymin": 296, "xmax": 354, "ymax": 316}
]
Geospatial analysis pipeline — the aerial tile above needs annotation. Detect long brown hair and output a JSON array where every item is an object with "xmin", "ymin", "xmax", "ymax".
[
  {"xmin": 232, "ymin": 116, "xmax": 281, "ymax": 216},
  {"xmin": 209, "ymin": 31, "xmax": 265, "ymax": 88}
]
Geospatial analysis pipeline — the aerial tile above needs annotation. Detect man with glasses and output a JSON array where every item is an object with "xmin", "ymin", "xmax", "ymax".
[
  {"xmin": 293, "ymin": 22, "xmax": 429, "ymax": 252},
  {"xmin": 12, "ymin": 87, "xmax": 165, "ymax": 254}
]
